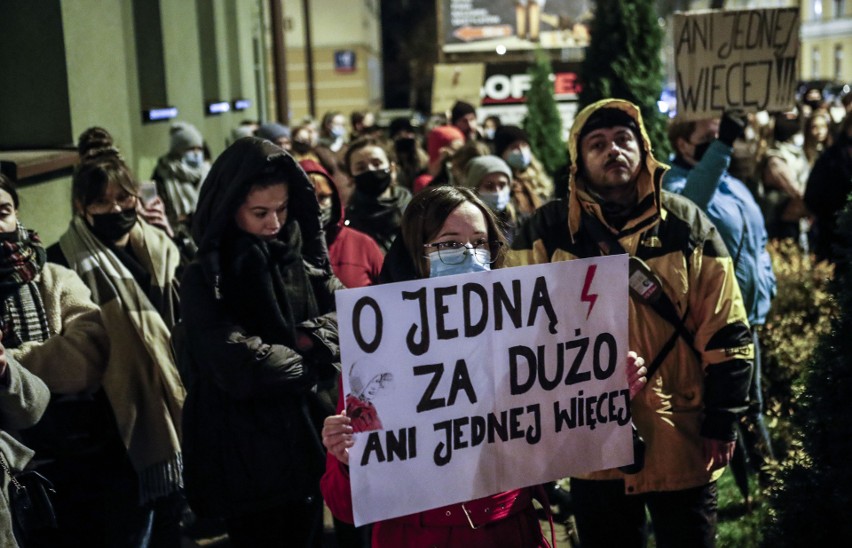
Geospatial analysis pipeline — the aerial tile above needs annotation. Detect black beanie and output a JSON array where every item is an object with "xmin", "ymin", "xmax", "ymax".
[
  {"xmin": 389, "ymin": 117, "xmax": 414, "ymax": 137},
  {"xmin": 578, "ymin": 108, "xmax": 641, "ymax": 145},
  {"xmin": 493, "ymin": 125, "xmax": 529, "ymax": 157},
  {"xmin": 451, "ymin": 101, "xmax": 476, "ymax": 124}
]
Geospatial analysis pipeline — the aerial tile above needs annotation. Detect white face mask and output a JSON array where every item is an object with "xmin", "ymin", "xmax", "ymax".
[
  {"xmin": 792, "ymin": 133, "xmax": 805, "ymax": 147},
  {"xmin": 755, "ymin": 111, "xmax": 770, "ymax": 127}
]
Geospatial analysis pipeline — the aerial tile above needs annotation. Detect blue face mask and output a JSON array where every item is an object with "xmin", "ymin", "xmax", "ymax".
[
  {"xmin": 478, "ymin": 187, "xmax": 511, "ymax": 212},
  {"xmin": 505, "ymin": 148, "xmax": 531, "ymax": 170},
  {"xmin": 428, "ymin": 247, "xmax": 491, "ymax": 278},
  {"xmin": 330, "ymin": 125, "xmax": 346, "ymax": 139},
  {"xmin": 183, "ymin": 150, "xmax": 204, "ymax": 169}
]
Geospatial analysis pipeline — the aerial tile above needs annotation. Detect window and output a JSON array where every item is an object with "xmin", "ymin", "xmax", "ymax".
[
  {"xmin": 834, "ymin": 0, "xmax": 846, "ymax": 18},
  {"xmin": 132, "ymin": 0, "xmax": 168, "ymax": 109},
  {"xmin": 814, "ymin": 0, "xmax": 823, "ymax": 18},
  {"xmin": 835, "ymin": 45, "xmax": 844, "ymax": 80},
  {"xmin": 0, "ymin": 1, "xmax": 72, "ymax": 148},
  {"xmin": 812, "ymin": 47, "xmax": 821, "ymax": 79}
]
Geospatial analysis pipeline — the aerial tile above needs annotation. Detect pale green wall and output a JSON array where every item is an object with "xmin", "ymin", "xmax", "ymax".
[
  {"xmin": 17, "ymin": 175, "xmax": 74, "ymax": 247},
  {"xmin": 8, "ymin": 0, "xmax": 263, "ymax": 245}
]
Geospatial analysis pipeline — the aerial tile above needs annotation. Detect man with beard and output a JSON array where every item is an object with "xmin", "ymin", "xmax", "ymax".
[{"xmin": 510, "ymin": 99, "xmax": 753, "ymax": 547}]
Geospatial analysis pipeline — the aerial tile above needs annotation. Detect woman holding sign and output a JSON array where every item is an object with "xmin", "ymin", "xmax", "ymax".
[
  {"xmin": 179, "ymin": 137, "xmax": 343, "ymax": 547},
  {"xmin": 321, "ymin": 186, "xmax": 647, "ymax": 546}
]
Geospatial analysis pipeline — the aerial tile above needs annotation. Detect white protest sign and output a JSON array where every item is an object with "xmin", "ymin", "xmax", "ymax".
[
  {"xmin": 335, "ymin": 255, "xmax": 632, "ymax": 526},
  {"xmin": 673, "ymin": 8, "xmax": 799, "ymax": 120}
]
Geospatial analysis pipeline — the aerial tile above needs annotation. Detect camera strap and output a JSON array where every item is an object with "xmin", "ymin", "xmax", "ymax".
[{"xmin": 581, "ymin": 210, "xmax": 700, "ymax": 379}]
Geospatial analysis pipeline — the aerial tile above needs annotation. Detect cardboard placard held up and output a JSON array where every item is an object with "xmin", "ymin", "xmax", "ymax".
[{"xmin": 673, "ymin": 8, "xmax": 799, "ymax": 120}]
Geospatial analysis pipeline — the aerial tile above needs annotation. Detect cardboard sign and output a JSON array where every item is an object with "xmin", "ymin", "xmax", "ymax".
[
  {"xmin": 673, "ymin": 8, "xmax": 799, "ymax": 120},
  {"xmin": 431, "ymin": 63, "xmax": 485, "ymax": 116},
  {"xmin": 336, "ymin": 256, "xmax": 633, "ymax": 526}
]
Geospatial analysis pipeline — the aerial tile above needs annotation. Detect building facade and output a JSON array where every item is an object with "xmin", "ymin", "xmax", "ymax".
[{"xmin": 0, "ymin": 0, "xmax": 383, "ymax": 244}]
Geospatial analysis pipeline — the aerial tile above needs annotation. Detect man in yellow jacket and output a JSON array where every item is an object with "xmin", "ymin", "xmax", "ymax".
[{"xmin": 510, "ymin": 99, "xmax": 753, "ymax": 547}]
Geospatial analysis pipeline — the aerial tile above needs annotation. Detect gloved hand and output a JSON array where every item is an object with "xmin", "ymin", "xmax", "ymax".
[{"xmin": 718, "ymin": 110, "xmax": 747, "ymax": 147}]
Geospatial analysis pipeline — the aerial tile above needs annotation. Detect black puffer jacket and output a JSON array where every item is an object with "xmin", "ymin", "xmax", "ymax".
[{"xmin": 179, "ymin": 137, "xmax": 342, "ymax": 518}]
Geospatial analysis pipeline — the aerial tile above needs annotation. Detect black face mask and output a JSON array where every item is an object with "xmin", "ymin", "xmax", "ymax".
[
  {"xmin": 354, "ymin": 168, "xmax": 392, "ymax": 197},
  {"xmin": 394, "ymin": 137, "xmax": 417, "ymax": 156},
  {"xmin": 774, "ymin": 117, "xmax": 801, "ymax": 143},
  {"xmin": 88, "ymin": 208, "xmax": 137, "ymax": 242},
  {"xmin": 292, "ymin": 140, "xmax": 313, "ymax": 155},
  {"xmin": 692, "ymin": 141, "xmax": 711, "ymax": 163}
]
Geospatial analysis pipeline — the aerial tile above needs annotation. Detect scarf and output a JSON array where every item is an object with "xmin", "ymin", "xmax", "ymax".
[
  {"xmin": 345, "ymin": 186, "xmax": 410, "ymax": 253},
  {"xmin": 0, "ymin": 224, "xmax": 49, "ymax": 347},
  {"xmin": 154, "ymin": 155, "xmax": 210, "ymax": 223},
  {"xmin": 220, "ymin": 225, "xmax": 319, "ymax": 347},
  {"xmin": 58, "ymin": 216, "xmax": 186, "ymax": 504}
]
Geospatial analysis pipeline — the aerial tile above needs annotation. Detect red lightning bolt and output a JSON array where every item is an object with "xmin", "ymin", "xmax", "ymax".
[{"xmin": 580, "ymin": 264, "xmax": 598, "ymax": 320}]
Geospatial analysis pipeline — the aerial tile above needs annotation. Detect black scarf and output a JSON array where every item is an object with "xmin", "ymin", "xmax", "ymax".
[
  {"xmin": 0, "ymin": 225, "xmax": 49, "ymax": 347},
  {"xmin": 220, "ymin": 223, "xmax": 319, "ymax": 348},
  {"xmin": 345, "ymin": 186, "xmax": 411, "ymax": 253}
]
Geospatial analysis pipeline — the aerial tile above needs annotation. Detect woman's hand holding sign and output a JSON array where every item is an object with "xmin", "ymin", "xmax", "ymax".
[{"xmin": 323, "ymin": 410, "xmax": 354, "ymax": 465}]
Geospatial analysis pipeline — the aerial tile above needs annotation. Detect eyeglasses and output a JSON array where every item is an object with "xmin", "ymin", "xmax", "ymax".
[
  {"xmin": 87, "ymin": 193, "xmax": 137, "ymax": 214},
  {"xmin": 423, "ymin": 240, "xmax": 504, "ymax": 265}
]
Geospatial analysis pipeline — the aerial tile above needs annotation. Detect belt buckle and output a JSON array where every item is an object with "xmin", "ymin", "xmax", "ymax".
[{"xmin": 461, "ymin": 503, "xmax": 481, "ymax": 529}]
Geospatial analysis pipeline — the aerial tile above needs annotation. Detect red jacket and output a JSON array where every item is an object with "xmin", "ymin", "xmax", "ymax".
[
  {"xmin": 321, "ymin": 383, "xmax": 550, "ymax": 547},
  {"xmin": 299, "ymin": 159, "xmax": 383, "ymax": 288}
]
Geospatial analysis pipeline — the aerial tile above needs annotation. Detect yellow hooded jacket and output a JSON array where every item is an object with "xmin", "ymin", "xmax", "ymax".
[{"xmin": 509, "ymin": 99, "xmax": 754, "ymax": 494}]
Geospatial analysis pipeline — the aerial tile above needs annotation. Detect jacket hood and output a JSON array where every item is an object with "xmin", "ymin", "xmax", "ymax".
[
  {"xmin": 566, "ymin": 98, "xmax": 669, "ymax": 238},
  {"xmin": 298, "ymin": 158, "xmax": 344, "ymax": 238},
  {"xmin": 191, "ymin": 137, "xmax": 328, "ymax": 296}
]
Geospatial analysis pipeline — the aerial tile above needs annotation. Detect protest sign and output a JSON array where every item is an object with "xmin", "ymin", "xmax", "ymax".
[
  {"xmin": 336, "ymin": 255, "xmax": 633, "ymax": 526},
  {"xmin": 673, "ymin": 8, "xmax": 799, "ymax": 120}
]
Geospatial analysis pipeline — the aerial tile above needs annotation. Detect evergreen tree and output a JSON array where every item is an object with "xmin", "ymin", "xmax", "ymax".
[
  {"xmin": 764, "ymin": 197, "xmax": 852, "ymax": 545},
  {"xmin": 523, "ymin": 47, "xmax": 567, "ymax": 175},
  {"xmin": 578, "ymin": 0, "xmax": 670, "ymax": 158}
]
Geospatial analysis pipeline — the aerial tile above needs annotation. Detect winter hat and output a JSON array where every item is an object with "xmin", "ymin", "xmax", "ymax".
[
  {"xmin": 169, "ymin": 122, "xmax": 204, "ymax": 155},
  {"xmin": 426, "ymin": 125, "xmax": 465, "ymax": 163},
  {"xmin": 463, "ymin": 156, "xmax": 513, "ymax": 190},
  {"xmin": 577, "ymin": 107, "xmax": 640, "ymax": 145},
  {"xmin": 450, "ymin": 100, "xmax": 477, "ymax": 124},
  {"xmin": 389, "ymin": 117, "xmax": 415, "ymax": 138},
  {"xmin": 493, "ymin": 125, "xmax": 529, "ymax": 158},
  {"xmin": 256, "ymin": 122, "xmax": 291, "ymax": 143}
]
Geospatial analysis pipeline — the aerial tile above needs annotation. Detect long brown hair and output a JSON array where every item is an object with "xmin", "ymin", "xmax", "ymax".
[
  {"xmin": 400, "ymin": 185, "xmax": 507, "ymax": 279},
  {"xmin": 73, "ymin": 130, "xmax": 139, "ymax": 212}
]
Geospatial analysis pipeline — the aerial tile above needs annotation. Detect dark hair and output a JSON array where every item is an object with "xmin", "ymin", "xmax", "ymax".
[
  {"xmin": 320, "ymin": 111, "xmax": 343, "ymax": 136},
  {"xmin": 77, "ymin": 127, "xmax": 115, "ymax": 158},
  {"xmin": 73, "ymin": 148, "xmax": 139, "ymax": 211},
  {"xmin": 666, "ymin": 119, "xmax": 698, "ymax": 155},
  {"xmin": 343, "ymin": 136, "xmax": 392, "ymax": 175},
  {"xmin": 401, "ymin": 185, "xmax": 507, "ymax": 279},
  {"xmin": 0, "ymin": 173, "xmax": 19, "ymax": 209}
]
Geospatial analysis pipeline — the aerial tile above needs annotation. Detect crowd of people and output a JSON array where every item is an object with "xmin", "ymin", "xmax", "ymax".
[{"xmin": 0, "ymin": 85, "xmax": 849, "ymax": 548}]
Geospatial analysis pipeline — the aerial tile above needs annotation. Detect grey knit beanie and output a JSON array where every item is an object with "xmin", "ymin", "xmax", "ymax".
[
  {"xmin": 256, "ymin": 122, "xmax": 290, "ymax": 142},
  {"xmin": 169, "ymin": 122, "xmax": 204, "ymax": 154},
  {"xmin": 463, "ymin": 155, "xmax": 513, "ymax": 189}
]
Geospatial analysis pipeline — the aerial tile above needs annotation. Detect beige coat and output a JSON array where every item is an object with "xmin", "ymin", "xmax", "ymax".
[{"xmin": 9, "ymin": 263, "xmax": 109, "ymax": 395}]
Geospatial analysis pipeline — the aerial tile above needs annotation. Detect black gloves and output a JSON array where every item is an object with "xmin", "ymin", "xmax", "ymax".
[{"xmin": 718, "ymin": 111, "xmax": 747, "ymax": 147}]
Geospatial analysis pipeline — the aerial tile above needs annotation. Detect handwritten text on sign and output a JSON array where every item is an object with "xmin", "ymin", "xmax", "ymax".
[
  {"xmin": 673, "ymin": 8, "xmax": 799, "ymax": 120},
  {"xmin": 335, "ymin": 256, "xmax": 632, "ymax": 526}
]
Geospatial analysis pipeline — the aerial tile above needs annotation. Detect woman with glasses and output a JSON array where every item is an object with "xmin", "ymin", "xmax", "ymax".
[
  {"xmin": 45, "ymin": 140, "xmax": 186, "ymax": 547},
  {"xmin": 321, "ymin": 186, "xmax": 647, "ymax": 546}
]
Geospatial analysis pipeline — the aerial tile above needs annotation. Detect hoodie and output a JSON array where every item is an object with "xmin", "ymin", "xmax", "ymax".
[
  {"xmin": 510, "ymin": 99, "xmax": 753, "ymax": 494},
  {"xmin": 299, "ymin": 159, "xmax": 384, "ymax": 288}
]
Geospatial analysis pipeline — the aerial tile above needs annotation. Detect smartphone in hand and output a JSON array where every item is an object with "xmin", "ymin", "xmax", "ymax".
[{"xmin": 139, "ymin": 181, "xmax": 158, "ymax": 205}]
